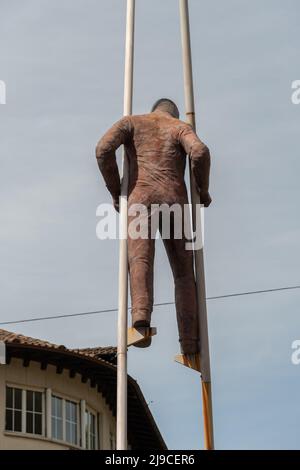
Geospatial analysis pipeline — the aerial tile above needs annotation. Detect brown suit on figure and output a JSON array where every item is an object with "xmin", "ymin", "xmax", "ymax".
[{"xmin": 96, "ymin": 99, "xmax": 211, "ymax": 354}]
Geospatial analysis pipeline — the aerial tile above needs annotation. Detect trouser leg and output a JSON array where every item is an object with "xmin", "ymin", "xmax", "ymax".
[
  {"xmin": 128, "ymin": 213, "xmax": 155, "ymax": 327},
  {"xmin": 161, "ymin": 212, "xmax": 199, "ymax": 354}
]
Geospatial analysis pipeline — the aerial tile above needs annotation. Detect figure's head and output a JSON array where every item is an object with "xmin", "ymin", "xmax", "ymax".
[{"xmin": 151, "ymin": 98, "xmax": 179, "ymax": 119}]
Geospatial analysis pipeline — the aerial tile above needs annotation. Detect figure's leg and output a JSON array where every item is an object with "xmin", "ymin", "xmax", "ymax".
[
  {"xmin": 128, "ymin": 213, "xmax": 155, "ymax": 328},
  {"xmin": 161, "ymin": 213, "xmax": 199, "ymax": 355}
]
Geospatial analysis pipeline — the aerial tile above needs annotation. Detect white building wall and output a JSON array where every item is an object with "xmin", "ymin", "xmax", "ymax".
[{"xmin": 0, "ymin": 358, "xmax": 116, "ymax": 450}]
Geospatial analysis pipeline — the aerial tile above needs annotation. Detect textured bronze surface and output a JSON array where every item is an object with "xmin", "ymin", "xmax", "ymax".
[{"xmin": 96, "ymin": 108, "xmax": 211, "ymax": 354}]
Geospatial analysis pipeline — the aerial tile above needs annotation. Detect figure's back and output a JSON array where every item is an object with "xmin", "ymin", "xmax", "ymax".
[
  {"xmin": 96, "ymin": 106, "xmax": 210, "ymax": 208},
  {"xmin": 127, "ymin": 111, "xmax": 188, "ymax": 205}
]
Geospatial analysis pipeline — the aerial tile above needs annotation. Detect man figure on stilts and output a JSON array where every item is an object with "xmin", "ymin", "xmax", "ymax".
[{"xmin": 96, "ymin": 98, "xmax": 211, "ymax": 355}]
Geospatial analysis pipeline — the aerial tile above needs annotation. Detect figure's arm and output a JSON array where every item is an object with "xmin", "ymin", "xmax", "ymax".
[
  {"xmin": 95, "ymin": 117, "xmax": 131, "ymax": 211},
  {"xmin": 178, "ymin": 124, "xmax": 212, "ymax": 207}
]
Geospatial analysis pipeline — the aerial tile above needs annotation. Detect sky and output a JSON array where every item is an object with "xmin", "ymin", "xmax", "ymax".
[{"xmin": 0, "ymin": 0, "xmax": 300, "ymax": 450}]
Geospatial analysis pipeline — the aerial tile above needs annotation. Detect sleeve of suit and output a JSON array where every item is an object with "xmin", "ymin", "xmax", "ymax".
[
  {"xmin": 95, "ymin": 116, "xmax": 131, "ymax": 200},
  {"xmin": 178, "ymin": 124, "xmax": 211, "ymax": 194}
]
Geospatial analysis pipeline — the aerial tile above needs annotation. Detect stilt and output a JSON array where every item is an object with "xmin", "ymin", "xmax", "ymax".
[
  {"xmin": 178, "ymin": 0, "xmax": 215, "ymax": 450},
  {"xmin": 116, "ymin": 0, "xmax": 135, "ymax": 451}
]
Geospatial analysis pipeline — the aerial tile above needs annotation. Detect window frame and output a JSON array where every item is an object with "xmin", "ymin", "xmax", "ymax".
[
  {"xmin": 65, "ymin": 398, "xmax": 79, "ymax": 446},
  {"xmin": 50, "ymin": 392, "xmax": 80, "ymax": 447},
  {"xmin": 5, "ymin": 384, "xmax": 45, "ymax": 437},
  {"xmin": 25, "ymin": 389, "xmax": 44, "ymax": 435},
  {"xmin": 5, "ymin": 386, "xmax": 23, "ymax": 433},
  {"xmin": 6, "ymin": 385, "xmax": 103, "ymax": 450},
  {"xmin": 51, "ymin": 394, "xmax": 64, "ymax": 441},
  {"xmin": 85, "ymin": 406, "xmax": 98, "ymax": 450}
]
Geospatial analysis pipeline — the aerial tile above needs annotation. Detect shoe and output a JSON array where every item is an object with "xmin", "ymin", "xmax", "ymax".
[
  {"xmin": 132, "ymin": 319, "xmax": 150, "ymax": 328},
  {"xmin": 132, "ymin": 318, "xmax": 151, "ymax": 348},
  {"xmin": 133, "ymin": 336, "xmax": 152, "ymax": 348},
  {"xmin": 131, "ymin": 309, "xmax": 151, "ymax": 329}
]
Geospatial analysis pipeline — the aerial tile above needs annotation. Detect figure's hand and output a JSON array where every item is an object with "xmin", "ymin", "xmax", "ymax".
[
  {"xmin": 113, "ymin": 196, "xmax": 120, "ymax": 213},
  {"xmin": 200, "ymin": 190, "xmax": 212, "ymax": 207}
]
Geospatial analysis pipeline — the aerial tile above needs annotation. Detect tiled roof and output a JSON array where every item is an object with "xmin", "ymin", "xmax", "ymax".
[
  {"xmin": 73, "ymin": 346, "xmax": 117, "ymax": 364},
  {"xmin": 0, "ymin": 329, "xmax": 117, "ymax": 364},
  {"xmin": 0, "ymin": 329, "xmax": 68, "ymax": 350}
]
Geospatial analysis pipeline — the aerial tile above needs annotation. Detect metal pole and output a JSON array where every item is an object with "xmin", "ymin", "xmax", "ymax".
[
  {"xmin": 117, "ymin": 0, "xmax": 135, "ymax": 451},
  {"xmin": 179, "ymin": 0, "xmax": 214, "ymax": 450}
]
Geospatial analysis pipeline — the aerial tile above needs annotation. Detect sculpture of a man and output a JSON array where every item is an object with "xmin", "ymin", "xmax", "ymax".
[{"xmin": 96, "ymin": 99, "xmax": 211, "ymax": 355}]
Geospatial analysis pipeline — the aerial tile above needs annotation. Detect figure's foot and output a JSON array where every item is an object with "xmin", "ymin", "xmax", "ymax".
[
  {"xmin": 133, "ymin": 336, "xmax": 152, "ymax": 348},
  {"xmin": 132, "ymin": 322, "xmax": 152, "ymax": 348},
  {"xmin": 131, "ymin": 310, "xmax": 152, "ymax": 348},
  {"xmin": 132, "ymin": 309, "xmax": 151, "ymax": 329},
  {"xmin": 180, "ymin": 339, "xmax": 200, "ymax": 355},
  {"xmin": 132, "ymin": 319, "xmax": 150, "ymax": 329}
]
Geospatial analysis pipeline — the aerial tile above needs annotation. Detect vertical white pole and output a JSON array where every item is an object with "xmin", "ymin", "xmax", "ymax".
[
  {"xmin": 117, "ymin": 0, "xmax": 135, "ymax": 451},
  {"xmin": 179, "ymin": 0, "xmax": 214, "ymax": 450}
]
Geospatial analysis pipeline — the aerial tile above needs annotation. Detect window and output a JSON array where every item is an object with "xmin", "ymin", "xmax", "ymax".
[
  {"xmin": 51, "ymin": 394, "xmax": 79, "ymax": 446},
  {"xmin": 51, "ymin": 396, "xmax": 63, "ymax": 441},
  {"xmin": 5, "ymin": 386, "xmax": 43, "ymax": 435},
  {"xmin": 26, "ymin": 390, "xmax": 43, "ymax": 435},
  {"xmin": 6, "ymin": 386, "xmax": 99, "ymax": 449},
  {"xmin": 65, "ymin": 400, "xmax": 78, "ymax": 445},
  {"xmin": 85, "ymin": 410, "xmax": 97, "ymax": 450},
  {"xmin": 6, "ymin": 387, "xmax": 22, "ymax": 432}
]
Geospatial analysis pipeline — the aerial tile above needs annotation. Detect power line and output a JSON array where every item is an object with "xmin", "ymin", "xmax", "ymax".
[
  {"xmin": 206, "ymin": 285, "xmax": 300, "ymax": 300},
  {"xmin": 0, "ymin": 285, "xmax": 299, "ymax": 327}
]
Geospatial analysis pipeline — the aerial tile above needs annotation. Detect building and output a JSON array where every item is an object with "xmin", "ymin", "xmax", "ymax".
[{"xmin": 0, "ymin": 329, "xmax": 166, "ymax": 450}]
